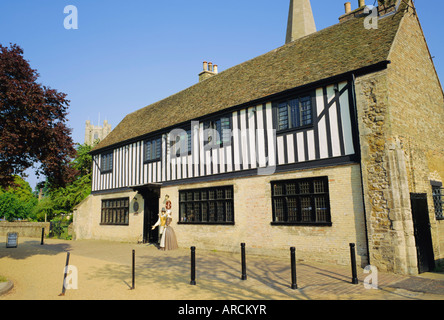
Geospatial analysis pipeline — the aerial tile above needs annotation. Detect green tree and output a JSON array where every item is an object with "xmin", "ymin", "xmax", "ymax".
[
  {"xmin": 32, "ymin": 142, "xmax": 93, "ymax": 221},
  {"xmin": 0, "ymin": 176, "xmax": 37, "ymax": 221},
  {"xmin": 30, "ymin": 196, "xmax": 56, "ymax": 222},
  {"xmin": 0, "ymin": 192, "xmax": 28, "ymax": 221}
]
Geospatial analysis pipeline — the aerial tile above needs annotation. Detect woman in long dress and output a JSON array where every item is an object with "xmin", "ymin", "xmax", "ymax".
[{"xmin": 160, "ymin": 212, "xmax": 178, "ymax": 251}]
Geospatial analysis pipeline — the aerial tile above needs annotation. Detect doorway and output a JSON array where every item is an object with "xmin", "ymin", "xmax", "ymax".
[
  {"xmin": 134, "ymin": 187, "xmax": 160, "ymax": 244},
  {"xmin": 410, "ymin": 193, "xmax": 435, "ymax": 273}
]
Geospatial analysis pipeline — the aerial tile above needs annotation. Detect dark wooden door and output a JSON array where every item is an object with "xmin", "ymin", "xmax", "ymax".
[
  {"xmin": 143, "ymin": 191, "xmax": 159, "ymax": 244},
  {"xmin": 410, "ymin": 193, "xmax": 435, "ymax": 273}
]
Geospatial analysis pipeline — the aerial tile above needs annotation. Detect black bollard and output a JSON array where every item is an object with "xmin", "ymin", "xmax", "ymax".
[
  {"xmin": 59, "ymin": 252, "xmax": 70, "ymax": 296},
  {"xmin": 241, "ymin": 243, "xmax": 247, "ymax": 280},
  {"xmin": 41, "ymin": 228, "xmax": 45, "ymax": 245},
  {"xmin": 290, "ymin": 247, "xmax": 298, "ymax": 290},
  {"xmin": 190, "ymin": 246, "xmax": 196, "ymax": 285},
  {"xmin": 131, "ymin": 249, "xmax": 135, "ymax": 290},
  {"xmin": 350, "ymin": 243, "xmax": 359, "ymax": 285}
]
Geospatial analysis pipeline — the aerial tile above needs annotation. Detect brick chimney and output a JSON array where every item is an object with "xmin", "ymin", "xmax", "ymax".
[
  {"xmin": 199, "ymin": 61, "xmax": 218, "ymax": 82},
  {"xmin": 339, "ymin": 0, "xmax": 401, "ymax": 22},
  {"xmin": 339, "ymin": 1, "xmax": 368, "ymax": 23}
]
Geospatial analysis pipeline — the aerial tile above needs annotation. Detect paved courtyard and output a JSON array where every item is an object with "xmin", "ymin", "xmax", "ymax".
[{"xmin": 1, "ymin": 237, "xmax": 444, "ymax": 301}]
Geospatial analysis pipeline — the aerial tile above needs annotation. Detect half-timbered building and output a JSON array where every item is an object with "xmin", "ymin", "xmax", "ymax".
[{"xmin": 74, "ymin": 0, "xmax": 444, "ymax": 275}]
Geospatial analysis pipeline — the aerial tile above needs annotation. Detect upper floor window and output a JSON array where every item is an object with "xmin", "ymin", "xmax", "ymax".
[
  {"xmin": 144, "ymin": 137, "xmax": 162, "ymax": 162},
  {"xmin": 171, "ymin": 129, "xmax": 192, "ymax": 157},
  {"xmin": 432, "ymin": 181, "xmax": 443, "ymax": 220},
  {"xmin": 204, "ymin": 116, "xmax": 231, "ymax": 147},
  {"xmin": 271, "ymin": 177, "xmax": 331, "ymax": 225},
  {"xmin": 277, "ymin": 95, "xmax": 313, "ymax": 131},
  {"xmin": 101, "ymin": 152, "xmax": 113, "ymax": 173}
]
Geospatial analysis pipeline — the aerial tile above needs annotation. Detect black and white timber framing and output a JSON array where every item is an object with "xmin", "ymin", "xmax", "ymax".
[{"xmin": 91, "ymin": 80, "xmax": 359, "ymax": 193}]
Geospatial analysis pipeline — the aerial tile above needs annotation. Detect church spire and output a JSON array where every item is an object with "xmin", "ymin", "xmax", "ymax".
[{"xmin": 285, "ymin": 0, "xmax": 317, "ymax": 44}]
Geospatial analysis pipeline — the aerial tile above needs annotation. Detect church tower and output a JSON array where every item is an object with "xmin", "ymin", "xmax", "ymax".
[
  {"xmin": 285, "ymin": 0, "xmax": 317, "ymax": 44},
  {"xmin": 85, "ymin": 120, "xmax": 112, "ymax": 146}
]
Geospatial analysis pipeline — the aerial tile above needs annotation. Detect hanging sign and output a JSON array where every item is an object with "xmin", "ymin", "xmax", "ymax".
[{"xmin": 6, "ymin": 232, "xmax": 18, "ymax": 248}]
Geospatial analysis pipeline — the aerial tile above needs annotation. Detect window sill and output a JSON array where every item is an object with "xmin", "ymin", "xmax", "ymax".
[
  {"xmin": 143, "ymin": 158, "xmax": 161, "ymax": 164},
  {"xmin": 100, "ymin": 223, "xmax": 129, "ymax": 226},
  {"xmin": 178, "ymin": 222, "xmax": 235, "ymax": 226},
  {"xmin": 276, "ymin": 124, "xmax": 314, "ymax": 135},
  {"xmin": 271, "ymin": 222, "xmax": 332, "ymax": 227}
]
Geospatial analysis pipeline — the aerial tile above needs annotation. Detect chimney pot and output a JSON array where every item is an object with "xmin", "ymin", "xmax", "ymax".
[
  {"xmin": 345, "ymin": 2, "xmax": 352, "ymax": 13},
  {"xmin": 358, "ymin": 0, "xmax": 365, "ymax": 7},
  {"xmin": 199, "ymin": 61, "xmax": 218, "ymax": 82}
]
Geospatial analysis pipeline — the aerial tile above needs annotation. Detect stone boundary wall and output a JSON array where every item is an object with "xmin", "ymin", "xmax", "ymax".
[{"xmin": 0, "ymin": 222, "xmax": 51, "ymax": 238}]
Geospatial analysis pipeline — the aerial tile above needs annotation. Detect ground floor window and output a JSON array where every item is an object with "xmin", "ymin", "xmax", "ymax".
[
  {"xmin": 179, "ymin": 186, "xmax": 234, "ymax": 224},
  {"xmin": 101, "ymin": 198, "xmax": 129, "ymax": 225},
  {"xmin": 431, "ymin": 181, "xmax": 443, "ymax": 220},
  {"xmin": 271, "ymin": 177, "xmax": 331, "ymax": 226}
]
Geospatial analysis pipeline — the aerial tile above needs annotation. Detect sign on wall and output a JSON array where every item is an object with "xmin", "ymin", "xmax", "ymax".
[{"xmin": 6, "ymin": 232, "xmax": 18, "ymax": 248}]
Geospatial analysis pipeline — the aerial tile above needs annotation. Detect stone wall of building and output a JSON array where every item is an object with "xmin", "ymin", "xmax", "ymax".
[
  {"xmin": 74, "ymin": 164, "xmax": 367, "ymax": 266},
  {"xmin": 386, "ymin": 9, "xmax": 444, "ymax": 264},
  {"xmin": 161, "ymin": 163, "xmax": 368, "ymax": 267},
  {"xmin": 354, "ymin": 69, "xmax": 414, "ymax": 274},
  {"xmin": 73, "ymin": 190, "xmax": 144, "ymax": 243},
  {"xmin": 355, "ymin": 8, "xmax": 444, "ymax": 274}
]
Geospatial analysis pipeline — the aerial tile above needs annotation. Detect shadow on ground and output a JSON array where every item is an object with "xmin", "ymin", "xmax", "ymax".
[{"xmin": 0, "ymin": 239, "xmax": 71, "ymax": 260}]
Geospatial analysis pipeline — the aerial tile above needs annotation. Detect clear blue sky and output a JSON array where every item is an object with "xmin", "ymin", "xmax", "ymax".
[{"xmin": 0, "ymin": 0, "xmax": 443, "ymax": 189}]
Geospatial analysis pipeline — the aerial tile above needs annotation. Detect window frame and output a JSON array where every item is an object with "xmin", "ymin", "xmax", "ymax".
[
  {"xmin": 178, "ymin": 185, "xmax": 235, "ymax": 225},
  {"xmin": 144, "ymin": 137, "xmax": 162, "ymax": 163},
  {"xmin": 271, "ymin": 177, "xmax": 332, "ymax": 226},
  {"xmin": 100, "ymin": 197, "xmax": 130, "ymax": 226},
  {"xmin": 275, "ymin": 93, "xmax": 315, "ymax": 133},
  {"xmin": 100, "ymin": 151, "xmax": 113, "ymax": 174}
]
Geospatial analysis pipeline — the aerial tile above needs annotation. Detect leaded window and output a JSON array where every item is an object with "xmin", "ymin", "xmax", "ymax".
[
  {"xmin": 271, "ymin": 177, "xmax": 331, "ymax": 225},
  {"xmin": 144, "ymin": 137, "xmax": 162, "ymax": 162},
  {"xmin": 171, "ymin": 129, "xmax": 192, "ymax": 157},
  {"xmin": 101, "ymin": 198, "xmax": 129, "ymax": 226},
  {"xmin": 179, "ymin": 186, "xmax": 234, "ymax": 224},
  {"xmin": 277, "ymin": 95, "xmax": 313, "ymax": 131},
  {"xmin": 101, "ymin": 152, "xmax": 113, "ymax": 173},
  {"xmin": 204, "ymin": 116, "xmax": 232, "ymax": 146},
  {"xmin": 432, "ymin": 182, "xmax": 443, "ymax": 220}
]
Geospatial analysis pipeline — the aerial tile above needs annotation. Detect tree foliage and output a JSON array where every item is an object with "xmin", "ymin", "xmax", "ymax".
[
  {"xmin": 0, "ymin": 176, "xmax": 37, "ymax": 221},
  {"xmin": 0, "ymin": 44, "xmax": 77, "ymax": 188},
  {"xmin": 32, "ymin": 143, "xmax": 93, "ymax": 221}
]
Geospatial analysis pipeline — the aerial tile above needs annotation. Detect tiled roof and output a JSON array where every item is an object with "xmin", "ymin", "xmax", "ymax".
[{"xmin": 93, "ymin": 5, "xmax": 406, "ymax": 152}]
